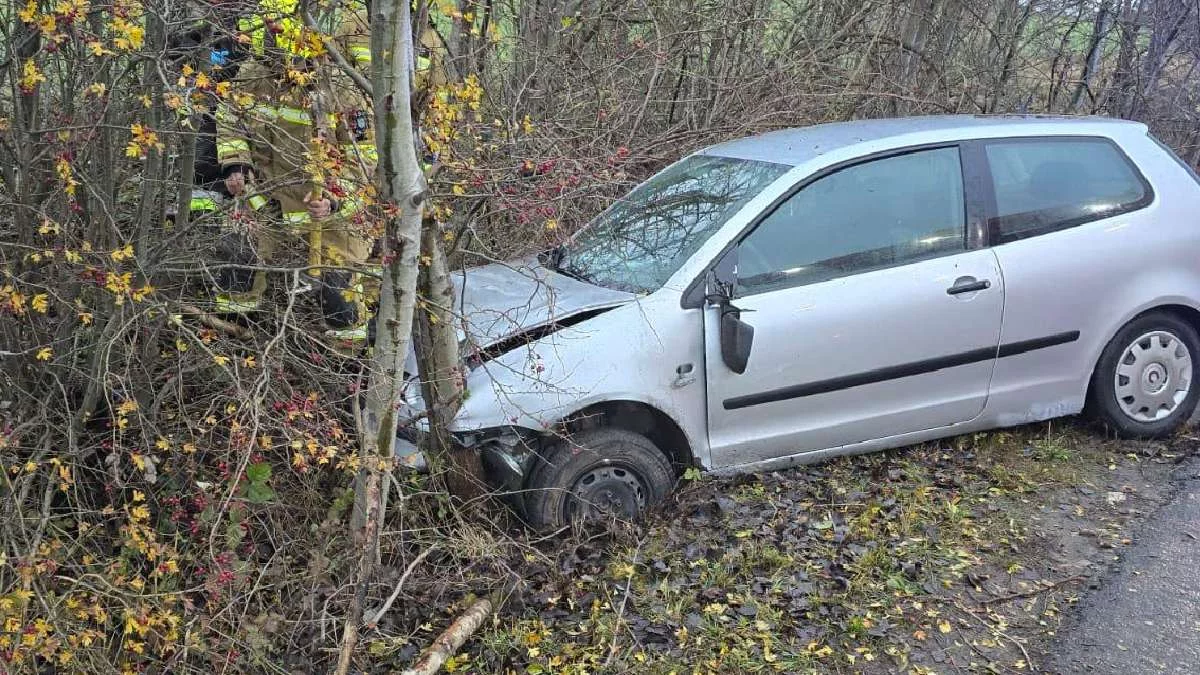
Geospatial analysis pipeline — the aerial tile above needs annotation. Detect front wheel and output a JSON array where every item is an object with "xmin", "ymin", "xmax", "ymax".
[
  {"xmin": 1088, "ymin": 312, "xmax": 1200, "ymax": 438},
  {"xmin": 523, "ymin": 428, "xmax": 675, "ymax": 529}
]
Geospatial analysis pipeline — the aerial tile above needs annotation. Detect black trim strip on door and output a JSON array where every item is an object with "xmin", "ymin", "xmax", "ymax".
[{"xmin": 722, "ymin": 331, "xmax": 1080, "ymax": 411}]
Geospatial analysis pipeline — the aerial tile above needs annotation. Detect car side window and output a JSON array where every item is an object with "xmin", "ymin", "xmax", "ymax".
[
  {"xmin": 735, "ymin": 146, "xmax": 966, "ymax": 293},
  {"xmin": 984, "ymin": 138, "xmax": 1149, "ymax": 244}
]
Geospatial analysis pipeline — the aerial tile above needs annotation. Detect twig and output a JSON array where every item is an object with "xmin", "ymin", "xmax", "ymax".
[
  {"xmin": 366, "ymin": 545, "xmax": 438, "ymax": 627},
  {"xmin": 176, "ymin": 303, "xmax": 252, "ymax": 340},
  {"xmin": 979, "ymin": 574, "xmax": 1087, "ymax": 606},
  {"xmin": 603, "ymin": 541, "xmax": 641, "ymax": 668},
  {"xmin": 954, "ymin": 600, "xmax": 1037, "ymax": 672},
  {"xmin": 300, "ymin": 3, "xmax": 373, "ymax": 98},
  {"xmin": 401, "ymin": 597, "xmax": 494, "ymax": 675}
]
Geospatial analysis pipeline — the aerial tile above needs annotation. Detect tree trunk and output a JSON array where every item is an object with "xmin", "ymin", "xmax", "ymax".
[
  {"xmin": 988, "ymin": 0, "xmax": 1034, "ymax": 113},
  {"xmin": 414, "ymin": 220, "xmax": 483, "ymax": 501},
  {"xmin": 1109, "ymin": 0, "xmax": 1143, "ymax": 117},
  {"xmin": 893, "ymin": 0, "xmax": 935, "ymax": 115},
  {"xmin": 1131, "ymin": 0, "xmax": 1191, "ymax": 120},
  {"xmin": 1068, "ymin": 0, "xmax": 1112, "ymax": 113},
  {"xmin": 337, "ymin": 0, "xmax": 427, "ymax": 669}
]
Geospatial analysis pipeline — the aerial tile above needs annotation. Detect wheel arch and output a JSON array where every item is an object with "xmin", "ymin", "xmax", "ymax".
[
  {"xmin": 1084, "ymin": 301, "xmax": 1200, "ymax": 406},
  {"xmin": 558, "ymin": 400, "xmax": 695, "ymax": 471}
]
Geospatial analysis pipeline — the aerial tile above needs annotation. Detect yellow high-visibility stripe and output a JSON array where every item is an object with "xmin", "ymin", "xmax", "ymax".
[
  {"xmin": 216, "ymin": 139, "xmax": 251, "ymax": 159},
  {"xmin": 248, "ymin": 195, "xmax": 269, "ymax": 211},
  {"xmin": 343, "ymin": 143, "xmax": 377, "ymax": 162},
  {"xmin": 284, "ymin": 211, "xmax": 310, "ymax": 225},
  {"xmin": 325, "ymin": 325, "xmax": 368, "ymax": 341},
  {"xmin": 350, "ymin": 46, "xmax": 371, "ymax": 64},
  {"xmin": 190, "ymin": 197, "xmax": 217, "ymax": 212},
  {"xmin": 215, "ymin": 105, "xmax": 239, "ymax": 124},
  {"xmin": 277, "ymin": 106, "xmax": 311, "ymax": 125},
  {"xmin": 338, "ymin": 197, "xmax": 361, "ymax": 218},
  {"xmin": 250, "ymin": 104, "xmax": 280, "ymax": 121},
  {"xmin": 215, "ymin": 293, "xmax": 261, "ymax": 314}
]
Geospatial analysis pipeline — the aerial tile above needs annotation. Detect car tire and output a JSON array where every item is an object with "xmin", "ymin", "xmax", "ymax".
[
  {"xmin": 1088, "ymin": 311, "xmax": 1200, "ymax": 439},
  {"xmin": 523, "ymin": 428, "xmax": 675, "ymax": 529}
]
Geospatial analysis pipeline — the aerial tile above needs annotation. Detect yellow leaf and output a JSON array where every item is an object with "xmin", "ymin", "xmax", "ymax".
[
  {"xmin": 111, "ymin": 244, "xmax": 134, "ymax": 262},
  {"xmin": 78, "ymin": 311, "xmax": 93, "ymax": 325},
  {"xmin": 212, "ymin": 355, "xmax": 229, "ymax": 366},
  {"xmin": 938, "ymin": 620, "xmax": 952, "ymax": 634},
  {"xmin": 31, "ymin": 294, "xmax": 48, "ymax": 313},
  {"xmin": 17, "ymin": 0, "xmax": 36, "ymax": 23},
  {"xmin": 35, "ymin": 347, "xmax": 52, "ymax": 361}
]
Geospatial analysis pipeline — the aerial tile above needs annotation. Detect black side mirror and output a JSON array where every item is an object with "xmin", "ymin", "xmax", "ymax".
[
  {"xmin": 706, "ymin": 253, "xmax": 754, "ymax": 374},
  {"xmin": 719, "ymin": 303, "xmax": 754, "ymax": 374}
]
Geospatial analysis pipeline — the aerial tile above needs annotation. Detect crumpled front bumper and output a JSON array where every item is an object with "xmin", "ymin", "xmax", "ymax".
[{"xmin": 393, "ymin": 381, "xmax": 542, "ymax": 493}]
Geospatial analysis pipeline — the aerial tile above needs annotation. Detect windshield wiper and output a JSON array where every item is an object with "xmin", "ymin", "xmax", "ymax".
[
  {"xmin": 540, "ymin": 243, "xmax": 591, "ymax": 282},
  {"xmin": 545, "ymin": 243, "xmax": 567, "ymax": 271}
]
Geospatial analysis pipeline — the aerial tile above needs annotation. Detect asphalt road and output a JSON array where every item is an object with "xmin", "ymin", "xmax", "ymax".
[{"xmin": 1049, "ymin": 454, "xmax": 1200, "ymax": 673}]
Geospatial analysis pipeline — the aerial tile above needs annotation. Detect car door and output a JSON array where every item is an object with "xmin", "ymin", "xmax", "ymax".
[
  {"xmin": 703, "ymin": 145, "xmax": 1005, "ymax": 468},
  {"xmin": 975, "ymin": 136, "xmax": 1158, "ymax": 419}
]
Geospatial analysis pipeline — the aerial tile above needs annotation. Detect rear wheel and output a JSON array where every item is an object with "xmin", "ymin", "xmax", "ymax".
[
  {"xmin": 524, "ymin": 428, "xmax": 675, "ymax": 529},
  {"xmin": 1089, "ymin": 312, "xmax": 1200, "ymax": 438}
]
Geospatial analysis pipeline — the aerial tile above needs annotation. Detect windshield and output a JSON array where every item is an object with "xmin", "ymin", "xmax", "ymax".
[{"xmin": 551, "ymin": 155, "xmax": 789, "ymax": 293}]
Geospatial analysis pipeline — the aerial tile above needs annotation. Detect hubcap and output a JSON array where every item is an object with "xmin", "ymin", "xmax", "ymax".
[
  {"xmin": 1114, "ymin": 330, "xmax": 1192, "ymax": 423},
  {"xmin": 566, "ymin": 464, "xmax": 647, "ymax": 522}
]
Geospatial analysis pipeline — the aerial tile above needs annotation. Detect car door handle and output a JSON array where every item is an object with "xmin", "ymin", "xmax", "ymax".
[{"xmin": 946, "ymin": 277, "xmax": 991, "ymax": 295}]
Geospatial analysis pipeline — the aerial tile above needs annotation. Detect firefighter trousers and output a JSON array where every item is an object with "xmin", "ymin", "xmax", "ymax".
[{"xmin": 213, "ymin": 203, "xmax": 377, "ymax": 344}]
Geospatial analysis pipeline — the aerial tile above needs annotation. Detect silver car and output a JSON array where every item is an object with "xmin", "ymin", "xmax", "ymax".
[{"xmin": 402, "ymin": 115, "xmax": 1200, "ymax": 527}]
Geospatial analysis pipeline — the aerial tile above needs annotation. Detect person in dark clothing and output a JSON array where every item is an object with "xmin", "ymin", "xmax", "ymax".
[{"xmin": 165, "ymin": 3, "xmax": 251, "ymax": 221}]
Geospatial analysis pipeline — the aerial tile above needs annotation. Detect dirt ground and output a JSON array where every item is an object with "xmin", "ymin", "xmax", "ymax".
[{"xmin": 373, "ymin": 419, "xmax": 1198, "ymax": 674}]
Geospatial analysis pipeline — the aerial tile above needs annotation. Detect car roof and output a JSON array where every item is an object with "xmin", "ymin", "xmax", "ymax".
[{"xmin": 700, "ymin": 114, "xmax": 1148, "ymax": 167}]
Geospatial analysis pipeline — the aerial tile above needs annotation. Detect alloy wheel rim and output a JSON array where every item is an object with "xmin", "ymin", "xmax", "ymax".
[{"xmin": 1114, "ymin": 330, "xmax": 1192, "ymax": 423}]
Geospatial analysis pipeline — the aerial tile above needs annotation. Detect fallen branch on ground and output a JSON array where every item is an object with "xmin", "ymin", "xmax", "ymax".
[
  {"xmin": 366, "ymin": 545, "xmax": 438, "ymax": 628},
  {"xmin": 401, "ymin": 597, "xmax": 494, "ymax": 675},
  {"xmin": 979, "ymin": 574, "xmax": 1087, "ymax": 606}
]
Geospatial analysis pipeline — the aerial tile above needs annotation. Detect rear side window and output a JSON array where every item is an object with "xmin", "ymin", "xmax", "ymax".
[{"xmin": 984, "ymin": 138, "xmax": 1150, "ymax": 244}]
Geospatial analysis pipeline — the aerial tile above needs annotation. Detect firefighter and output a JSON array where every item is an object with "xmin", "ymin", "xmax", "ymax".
[
  {"xmin": 164, "ymin": 3, "xmax": 251, "ymax": 226},
  {"xmin": 213, "ymin": 0, "xmax": 378, "ymax": 347}
]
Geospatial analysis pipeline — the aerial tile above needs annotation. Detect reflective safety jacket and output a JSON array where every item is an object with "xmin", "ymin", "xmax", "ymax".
[
  {"xmin": 217, "ymin": 7, "xmax": 376, "ymax": 233},
  {"xmin": 238, "ymin": 0, "xmax": 448, "ymax": 91}
]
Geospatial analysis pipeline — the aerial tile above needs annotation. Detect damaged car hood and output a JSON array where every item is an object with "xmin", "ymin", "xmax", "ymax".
[{"xmin": 451, "ymin": 258, "xmax": 636, "ymax": 351}]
